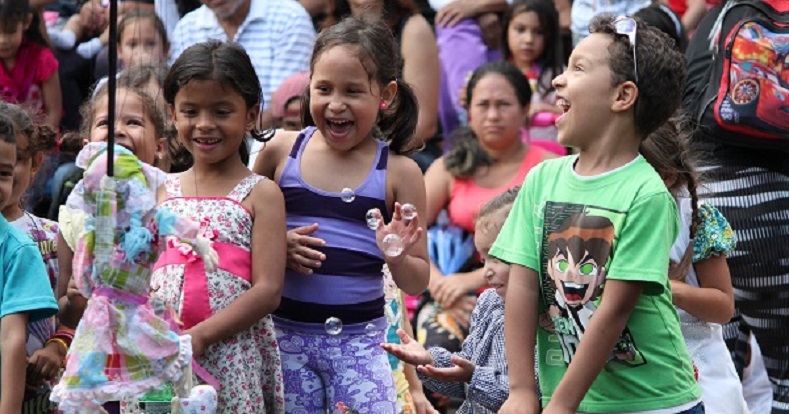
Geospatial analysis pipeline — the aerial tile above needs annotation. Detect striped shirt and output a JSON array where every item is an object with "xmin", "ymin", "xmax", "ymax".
[
  {"xmin": 273, "ymin": 127, "xmax": 390, "ymax": 335},
  {"xmin": 169, "ymin": 0, "xmax": 315, "ymax": 110}
]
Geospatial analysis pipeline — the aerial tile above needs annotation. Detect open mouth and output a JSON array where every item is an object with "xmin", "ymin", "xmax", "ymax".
[
  {"xmin": 194, "ymin": 137, "xmax": 221, "ymax": 145},
  {"xmin": 561, "ymin": 281, "xmax": 589, "ymax": 303},
  {"xmin": 327, "ymin": 119, "xmax": 353, "ymax": 136},
  {"xmin": 557, "ymin": 98, "xmax": 571, "ymax": 114}
]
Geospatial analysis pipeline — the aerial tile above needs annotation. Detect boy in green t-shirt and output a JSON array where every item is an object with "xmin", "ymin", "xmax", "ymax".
[{"xmin": 493, "ymin": 15, "xmax": 702, "ymax": 414}]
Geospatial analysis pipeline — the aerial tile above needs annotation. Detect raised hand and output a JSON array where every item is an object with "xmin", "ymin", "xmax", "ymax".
[
  {"xmin": 380, "ymin": 329, "xmax": 433, "ymax": 367},
  {"xmin": 417, "ymin": 354, "xmax": 475, "ymax": 383},
  {"xmin": 286, "ymin": 223, "xmax": 326, "ymax": 274},
  {"xmin": 373, "ymin": 203, "xmax": 424, "ymax": 264}
]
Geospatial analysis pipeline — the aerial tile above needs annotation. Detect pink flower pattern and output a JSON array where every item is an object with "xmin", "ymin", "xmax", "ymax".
[{"xmin": 148, "ymin": 174, "xmax": 284, "ymax": 413}]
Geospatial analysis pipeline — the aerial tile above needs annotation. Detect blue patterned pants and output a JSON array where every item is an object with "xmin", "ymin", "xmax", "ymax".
[{"xmin": 276, "ymin": 326, "xmax": 397, "ymax": 413}]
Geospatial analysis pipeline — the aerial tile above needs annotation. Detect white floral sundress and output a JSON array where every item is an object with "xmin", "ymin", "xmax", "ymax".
[{"xmin": 150, "ymin": 174, "xmax": 284, "ymax": 413}]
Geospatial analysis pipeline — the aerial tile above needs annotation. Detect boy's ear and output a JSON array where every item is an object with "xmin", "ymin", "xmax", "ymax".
[
  {"xmin": 612, "ymin": 81, "xmax": 639, "ymax": 113},
  {"xmin": 24, "ymin": 13, "xmax": 33, "ymax": 30}
]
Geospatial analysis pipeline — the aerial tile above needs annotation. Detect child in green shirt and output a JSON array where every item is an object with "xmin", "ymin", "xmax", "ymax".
[{"xmin": 493, "ymin": 15, "xmax": 702, "ymax": 414}]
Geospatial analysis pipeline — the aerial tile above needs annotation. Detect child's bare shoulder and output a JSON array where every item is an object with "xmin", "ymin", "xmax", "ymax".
[
  {"xmin": 249, "ymin": 175, "xmax": 284, "ymax": 200},
  {"xmin": 387, "ymin": 153, "xmax": 423, "ymax": 181},
  {"xmin": 266, "ymin": 130, "xmax": 302, "ymax": 156}
]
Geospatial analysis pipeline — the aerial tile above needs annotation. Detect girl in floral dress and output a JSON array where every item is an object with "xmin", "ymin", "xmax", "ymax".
[{"xmin": 150, "ymin": 40, "xmax": 287, "ymax": 413}]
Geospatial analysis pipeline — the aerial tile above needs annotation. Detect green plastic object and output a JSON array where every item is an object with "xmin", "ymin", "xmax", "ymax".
[{"xmin": 138, "ymin": 383, "xmax": 175, "ymax": 414}]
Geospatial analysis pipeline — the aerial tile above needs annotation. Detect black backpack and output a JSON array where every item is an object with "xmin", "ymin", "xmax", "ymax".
[{"xmin": 684, "ymin": 0, "xmax": 789, "ymax": 151}]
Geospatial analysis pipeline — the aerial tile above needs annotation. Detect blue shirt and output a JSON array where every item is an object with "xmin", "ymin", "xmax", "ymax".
[
  {"xmin": 0, "ymin": 215, "xmax": 57, "ymax": 323},
  {"xmin": 169, "ymin": 0, "xmax": 315, "ymax": 110}
]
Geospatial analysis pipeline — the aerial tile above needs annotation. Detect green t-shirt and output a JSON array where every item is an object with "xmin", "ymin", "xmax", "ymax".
[{"xmin": 491, "ymin": 155, "xmax": 700, "ymax": 413}]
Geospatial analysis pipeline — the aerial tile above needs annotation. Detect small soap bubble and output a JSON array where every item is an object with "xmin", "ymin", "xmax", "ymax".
[
  {"xmin": 366, "ymin": 209, "xmax": 381, "ymax": 230},
  {"xmin": 401, "ymin": 203, "xmax": 417, "ymax": 220},
  {"xmin": 382, "ymin": 233, "xmax": 404, "ymax": 257},
  {"xmin": 325, "ymin": 317, "xmax": 343, "ymax": 335},
  {"xmin": 365, "ymin": 323, "xmax": 378, "ymax": 337},
  {"xmin": 340, "ymin": 188, "xmax": 355, "ymax": 203}
]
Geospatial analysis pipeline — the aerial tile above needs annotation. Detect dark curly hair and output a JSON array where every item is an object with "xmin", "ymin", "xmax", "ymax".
[{"xmin": 589, "ymin": 15, "xmax": 687, "ymax": 139}]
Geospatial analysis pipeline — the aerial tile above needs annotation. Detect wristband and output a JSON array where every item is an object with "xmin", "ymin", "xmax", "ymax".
[{"xmin": 46, "ymin": 337, "xmax": 69, "ymax": 354}]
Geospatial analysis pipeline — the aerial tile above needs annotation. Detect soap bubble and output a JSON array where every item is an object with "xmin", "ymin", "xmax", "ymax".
[
  {"xmin": 340, "ymin": 188, "xmax": 355, "ymax": 203},
  {"xmin": 365, "ymin": 323, "xmax": 378, "ymax": 337},
  {"xmin": 366, "ymin": 209, "xmax": 381, "ymax": 230},
  {"xmin": 382, "ymin": 233, "xmax": 404, "ymax": 257},
  {"xmin": 401, "ymin": 203, "xmax": 417, "ymax": 220},
  {"xmin": 325, "ymin": 317, "xmax": 343, "ymax": 335}
]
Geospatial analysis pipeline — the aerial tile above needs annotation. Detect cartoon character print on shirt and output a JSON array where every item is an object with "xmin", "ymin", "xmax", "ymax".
[{"xmin": 538, "ymin": 202, "xmax": 646, "ymax": 368}]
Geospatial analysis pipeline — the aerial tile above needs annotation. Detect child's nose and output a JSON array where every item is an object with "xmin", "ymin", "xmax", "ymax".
[
  {"xmin": 328, "ymin": 99, "xmax": 345, "ymax": 113},
  {"xmin": 114, "ymin": 123, "xmax": 127, "ymax": 137},
  {"xmin": 195, "ymin": 113, "xmax": 214, "ymax": 130},
  {"xmin": 552, "ymin": 73, "xmax": 565, "ymax": 89}
]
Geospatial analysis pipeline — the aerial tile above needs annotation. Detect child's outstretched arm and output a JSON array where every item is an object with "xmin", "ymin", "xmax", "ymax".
[
  {"xmin": 545, "ymin": 280, "xmax": 643, "ymax": 413},
  {"xmin": 0, "ymin": 312, "xmax": 28, "ymax": 414},
  {"xmin": 185, "ymin": 180, "xmax": 286, "ymax": 356},
  {"xmin": 499, "ymin": 265, "xmax": 540, "ymax": 414},
  {"xmin": 383, "ymin": 157, "xmax": 430, "ymax": 295},
  {"xmin": 671, "ymin": 255, "xmax": 735, "ymax": 324},
  {"xmin": 399, "ymin": 308, "xmax": 440, "ymax": 414},
  {"xmin": 419, "ymin": 290, "xmax": 509, "ymax": 412},
  {"xmin": 382, "ymin": 329, "xmax": 467, "ymax": 400}
]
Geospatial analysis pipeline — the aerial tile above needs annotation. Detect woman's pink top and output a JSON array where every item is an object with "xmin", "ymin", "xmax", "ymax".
[{"xmin": 448, "ymin": 145, "xmax": 545, "ymax": 234}]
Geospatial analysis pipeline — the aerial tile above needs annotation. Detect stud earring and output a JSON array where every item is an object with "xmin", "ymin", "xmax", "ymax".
[{"xmin": 379, "ymin": 101, "xmax": 388, "ymax": 110}]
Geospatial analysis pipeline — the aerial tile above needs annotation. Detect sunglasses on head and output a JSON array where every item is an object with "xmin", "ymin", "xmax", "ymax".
[{"xmin": 613, "ymin": 16, "xmax": 639, "ymax": 86}]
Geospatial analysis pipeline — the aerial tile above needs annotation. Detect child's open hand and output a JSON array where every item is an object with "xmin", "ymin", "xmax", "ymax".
[
  {"xmin": 286, "ymin": 224, "xmax": 326, "ymax": 274},
  {"xmin": 373, "ymin": 203, "xmax": 424, "ymax": 264},
  {"xmin": 417, "ymin": 354, "xmax": 475, "ymax": 383},
  {"xmin": 380, "ymin": 329, "xmax": 433, "ymax": 367}
]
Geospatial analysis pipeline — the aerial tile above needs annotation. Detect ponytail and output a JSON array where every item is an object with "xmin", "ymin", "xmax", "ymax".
[{"xmin": 380, "ymin": 78, "xmax": 418, "ymax": 155}]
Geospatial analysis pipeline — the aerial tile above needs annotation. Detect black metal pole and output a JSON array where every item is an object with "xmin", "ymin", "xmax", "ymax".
[{"xmin": 106, "ymin": 0, "xmax": 118, "ymax": 176}]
